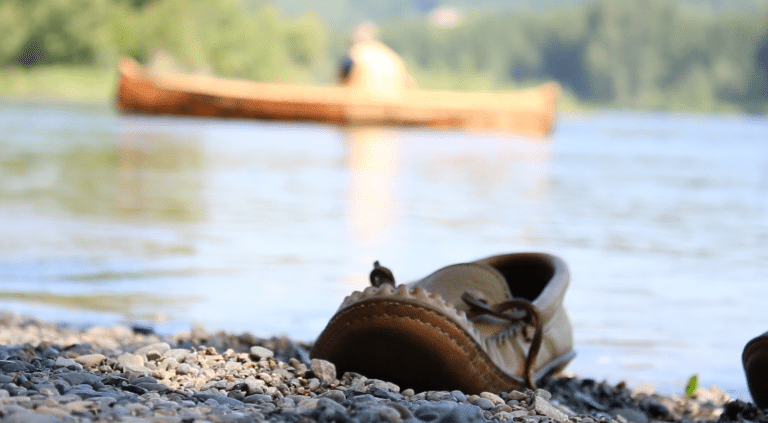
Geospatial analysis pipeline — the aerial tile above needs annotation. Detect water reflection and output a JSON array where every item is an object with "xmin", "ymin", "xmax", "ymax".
[
  {"xmin": 117, "ymin": 121, "xmax": 205, "ymax": 222},
  {"xmin": 0, "ymin": 117, "xmax": 205, "ymax": 223},
  {"xmin": 345, "ymin": 126, "xmax": 400, "ymax": 243}
]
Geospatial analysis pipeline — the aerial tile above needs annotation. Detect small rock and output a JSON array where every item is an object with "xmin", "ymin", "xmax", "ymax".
[
  {"xmin": 74, "ymin": 353, "xmax": 106, "ymax": 367},
  {"xmin": 250, "ymin": 346, "xmax": 274, "ymax": 360},
  {"xmin": 536, "ymin": 388, "xmax": 552, "ymax": 401},
  {"xmin": 310, "ymin": 358, "xmax": 336, "ymax": 385},
  {"xmin": 58, "ymin": 373, "xmax": 101, "ymax": 387},
  {"xmin": 452, "ymin": 390, "xmax": 468, "ymax": 403},
  {"xmin": 307, "ymin": 378, "xmax": 321, "ymax": 391},
  {"xmin": 175, "ymin": 363, "xmax": 193, "ymax": 375},
  {"xmin": 243, "ymin": 394, "xmax": 273, "ymax": 404},
  {"xmin": 116, "ymin": 353, "xmax": 149, "ymax": 374},
  {"xmin": 1, "ymin": 411, "xmax": 63, "ymax": 423},
  {"xmin": 132, "ymin": 382, "xmax": 169, "ymax": 392},
  {"xmin": 298, "ymin": 397, "xmax": 320, "ymax": 409},
  {"xmin": 612, "ymin": 407, "xmax": 649, "ymax": 423},
  {"xmin": 481, "ymin": 391, "xmax": 505, "ymax": 405},
  {"xmin": 166, "ymin": 348, "xmax": 191, "ymax": 362},
  {"xmin": 472, "ymin": 397, "xmax": 496, "ymax": 410},
  {"xmin": 135, "ymin": 342, "xmax": 171, "ymax": 361},
  {"xmin": 508, "ymin": 390, "xmax": 529, "ymax": 401},
  {"xmin": 532, "ymin": 396, "xmax": 569, "ymax": 423},
  {"xmin": 193, "ymin": 393, "xmax": 244, "ymax": 407},
  {"xmin": 319, "ymin": 389, "xmax": 346, "ymax": 403},
  {"xmin": 53, "ymin": 358, "xmax": 82, "ymax": 370},
  {"xmin": 427, "ymin": 390, "xmax": 453, "ymax": 401}
]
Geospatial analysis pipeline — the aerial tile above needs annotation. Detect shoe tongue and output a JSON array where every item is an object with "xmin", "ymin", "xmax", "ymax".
[{"xmin": 408, "ymin": 262, "xmax": 513, "ymax": 311}]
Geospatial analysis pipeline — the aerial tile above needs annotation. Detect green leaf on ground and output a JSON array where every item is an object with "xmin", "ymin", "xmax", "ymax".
[{"xmin": 685, "ymin": 374, "xmax": 698, "ymax": 398}]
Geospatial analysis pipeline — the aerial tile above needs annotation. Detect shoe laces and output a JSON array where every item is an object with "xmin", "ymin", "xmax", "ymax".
[
  {"xmin": 460, "ymin": 290, "xmax": 543, "ymax": 390},
  {"xmin": 369, "ymin": 261, "xmax": 543, "ymax": 390}
]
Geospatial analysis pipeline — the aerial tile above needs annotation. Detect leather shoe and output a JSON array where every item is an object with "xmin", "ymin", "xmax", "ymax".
[{"xmin": 311, "ymin": 252, "xmax": 576, "ymax": 393}]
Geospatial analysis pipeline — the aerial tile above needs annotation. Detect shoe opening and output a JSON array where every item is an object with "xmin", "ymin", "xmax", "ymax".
[{"xmin": 483, "ymin": 254, "xmax": 556, "ymax": 301}]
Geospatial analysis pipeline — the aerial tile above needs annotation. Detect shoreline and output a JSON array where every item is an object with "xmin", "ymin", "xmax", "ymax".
[
  {"xmin": 0, "ymin": 65, "xmax": 757, "ymax": 115},
  {"xmin": 0, "ymin": 311, "xmax": 759, "ymax": 422}
]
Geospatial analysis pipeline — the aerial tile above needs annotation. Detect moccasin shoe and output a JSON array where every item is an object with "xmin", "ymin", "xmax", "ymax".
[
  {"xmin": 311, "ymin": 252, "xmax": 576, "ymax": 394},
  {"xmin": 743, "ymin": 331, "xmax": 768, "ymax": 409}
]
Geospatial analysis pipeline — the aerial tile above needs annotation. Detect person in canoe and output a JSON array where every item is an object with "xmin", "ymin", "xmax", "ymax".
[{"xmin": 339, "ymin": 21, "xmax": 416, "ymax": 99}]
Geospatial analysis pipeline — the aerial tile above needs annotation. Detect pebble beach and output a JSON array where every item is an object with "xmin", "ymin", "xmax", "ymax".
[{"xmin": 0, "ymin": 312, "xmax": 761, "ymax": 423}]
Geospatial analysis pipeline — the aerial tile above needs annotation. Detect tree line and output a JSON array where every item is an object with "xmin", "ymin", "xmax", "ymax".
[
  {"xmin": 380, "ymin": 0, "xmax": 768, "ymax": 112},
  {"xmin": 2, "ymin": 0, "xmax": 767, "ymax": 112}
]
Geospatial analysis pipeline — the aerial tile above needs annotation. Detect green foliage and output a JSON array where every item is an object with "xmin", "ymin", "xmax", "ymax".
[
  {"xmin": 685, "ymin": 374, "xmax": 698, "ymax": 398},
  {"xmin": 2, "ymin": 0, "xmax": 112, "ymax": 66},
  {"xmin": 1, "ymin": 0, "xmax": 330, "ymax": 83},
  {"xmin": 0, "ymin": 0, "xmax": 766, "ymax": 111},
  {"xmin": 377, "ymin": 0, "xmax": 768, "ymax": 112}
]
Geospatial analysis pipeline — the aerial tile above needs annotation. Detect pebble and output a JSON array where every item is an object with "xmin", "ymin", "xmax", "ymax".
[
  {"xmin": 310, "ymin": 358, "xmax": 336, "ymax": 385},
  {"xmin": 480, "ymin": 390, "xmax": 505, "ymax": 405},
  {"xmin": 73, "ymin": 353, "xmax": 106, "ymax": 368},
  {"xmin": 532, "ymin": 395, "xmax": 569, "ymax": 423},
  {"xmin": 0, "ymin": 312, "xmax": 751, "ymax": 423},
  {"xmin": 249, "ymin": 346, "xmax": 274, "ymax": 360},
  {"xmin": 473, "ymin": 396, "xmax": 496, "ymax": 410}
]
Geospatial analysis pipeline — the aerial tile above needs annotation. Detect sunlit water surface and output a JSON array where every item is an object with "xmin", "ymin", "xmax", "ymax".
[{"xmin": 1, "ymin": 99, "xmax": 767, "ymax": 397}]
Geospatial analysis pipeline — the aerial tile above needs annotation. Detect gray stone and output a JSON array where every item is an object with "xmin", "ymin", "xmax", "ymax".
[
  {"xmin": 317, "ymin": 397, "xmax": 348, "ymax": 415},
  {"xmin": 441, "ymin": 405, "xmax": 486, "ymax": 423},
  {"xmin": 612, "ymin": 407, "xmax": 650, "ymax": 423},
  {"xmin": 116, "ymin": 353, "xmax": 150, "ymax": 374},
  {"xmin": 307, "ymin": 378, "xmax": 321, "ymax": 391},
  {"xmin": 368, "ymin": 379, "xmax": 400, "ymax": 394},
  {"xmin": 471, "ymin": 396, "xmax": 496, "ymax": 410},
  {"xmin": 1, "ymin": 412, "xmax": 63, "ymax": 423},
  {"xmin": 357, "ymin": 404, "xmax": 402, "ymax": 423},
  {"xmin": 452, "ymin": 390, "xmax": 468, "ymax": 403},
  {"xmin": 135, "ymin": 342, "xmax": 171, "ymax": 361},
  {"xmin": 66, "ymin": 385, "xmax": 102, "ymax": 399},
  {"xmin": 536, "ymin": 388, "xmax": 553, "ymax": 401},
  {"xmin": 58, "ymin": 372, "xmax": 101, "ymax": 387},
  {"xmin": 53, "ymin": 357, "xmax": 82, "ymax": 371},
  {"xmin": 243, "ymin": 393, "xmax": 272, "ymax": 404},
  {"xmin": 166, "ymin": 348, "xmax": 191, "ymax": 362},
  {"xmin": 480, "ymin": 391, "xmax": 505, "ymax": 405},
  {"xmin": 175, "ymin": 362, "xmax": 193, "ymax": 375},
  {"xmin": 532, "ymin": 396, "xmax": 569, "ymax": 423},
  {"xmin": 310, "ymin": 358, "xmax": 336, "ymax": 385},
  {"xmin": 349, "ymin": 393, "xmax": 377, "ymax": 403},
  {"xmin": 249, "ymin": 346, "xmax": 274, "ymax": 360},
  {"xmin": 133, "ymin": 382, "xmax": 169, "ymax": 392},
  {"xmin": 508, "ymin": 390, "xmax": 529, "ymax": 401},
  {"xmin": 297, "ymin": 397, "xmax": 320, "ymax": 409},
  {"xmin": 74, "ymin": 353, "xmax": 106, "ymax": 367},
  {"xmin": 319, "ymin": 389, "xmax": 346, "ymax": 403},
  {"xmin": 193, "ymin": 393, "xmax": 244, "ymax": 407}
]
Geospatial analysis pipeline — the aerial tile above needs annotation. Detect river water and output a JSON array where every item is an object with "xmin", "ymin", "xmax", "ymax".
[{"xmin": 0, "ymin": 99, "xmax": 767, "ymax": 397}]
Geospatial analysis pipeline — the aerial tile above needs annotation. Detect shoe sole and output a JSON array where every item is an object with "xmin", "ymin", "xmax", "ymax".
[{"xmin": 312, "ymin": 284, "xmax": 575, "ymax": 394}]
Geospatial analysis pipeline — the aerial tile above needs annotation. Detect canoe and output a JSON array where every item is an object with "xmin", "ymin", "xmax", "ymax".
[{"xmin": 116, "ymin": 57, "xmax": 560, "ymax": 136}]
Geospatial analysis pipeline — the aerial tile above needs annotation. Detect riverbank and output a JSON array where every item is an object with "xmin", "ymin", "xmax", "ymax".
[
  {"xmin": 0, "ymin": 312, "xmax": 759, "ymax": 423},
  {"xmin": 0, "ymin": 66, "xmax": 117, "ymax": 101}
]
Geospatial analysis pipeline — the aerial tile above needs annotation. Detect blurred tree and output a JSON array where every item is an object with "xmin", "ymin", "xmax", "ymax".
[
  {"xmin": 0, "ymin": 1, "xmax": 30, "ymax": 64},
  {"xmin": 8, "ymin": 0, "xmax": 111, "ymax": 66}
]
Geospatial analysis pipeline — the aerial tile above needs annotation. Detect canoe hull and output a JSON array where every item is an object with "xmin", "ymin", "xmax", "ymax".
[{"xmin": 116, "ymin": 58, "xmax": 559, "ymax": 136}]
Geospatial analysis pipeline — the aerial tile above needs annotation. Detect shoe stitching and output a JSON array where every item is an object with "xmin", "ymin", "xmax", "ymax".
[{"xmin": 323, "ymin": 300, "xmax": 526, "ymax": 391}]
